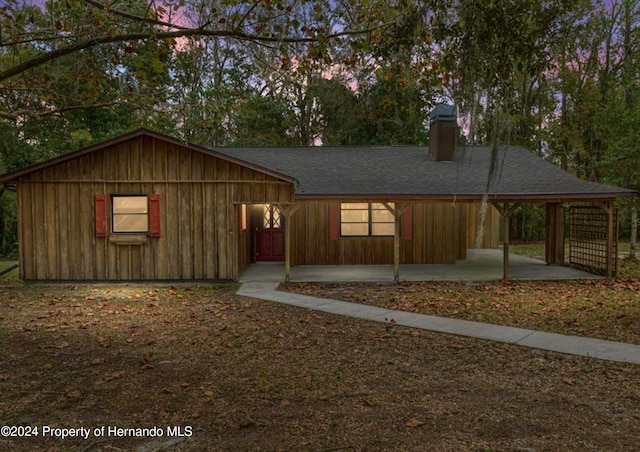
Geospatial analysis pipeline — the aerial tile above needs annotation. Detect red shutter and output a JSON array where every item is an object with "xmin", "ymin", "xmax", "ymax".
[
  {"xmin": 329, "ymin": 203, "xmax": 340, "ymax": 241},
  {"xmin": 402, "ymin": 204, "xmax": 413, "ymax": 240},
  {"xmin": 149, "ymin": 194, "xmax": 161, "ymax": 238},
  {"xmin": 95, "ymin": 194, "xmax": 107, "ymax": 237}
]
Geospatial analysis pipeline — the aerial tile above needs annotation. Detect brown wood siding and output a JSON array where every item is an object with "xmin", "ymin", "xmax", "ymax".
[
  {"xmin": 406, "ymin": 203, "xmax": 462, "ymax": 264},
  {"xmin": 466, "ymin": 202, "xmax": 500, "ymax": 249},
  {"xmin": 238, "ymin": 205, "xmax": 251, "ymax": 275},
  {"xmin": 290, "ymin": 202, "xmax": 496, "ymax": 265},
  {"xmin": 16, "ymin": 136, "xmax": 291, "ymax": 281}
]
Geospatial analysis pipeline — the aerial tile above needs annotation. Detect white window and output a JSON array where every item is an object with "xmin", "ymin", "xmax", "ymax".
[
  {"xmin": 341, "ymin": 203, "xmax": 394, "ymax": 237},
  {"xmin": 112, "ymin": 195, "xmax": 148, "ymax": 233}
]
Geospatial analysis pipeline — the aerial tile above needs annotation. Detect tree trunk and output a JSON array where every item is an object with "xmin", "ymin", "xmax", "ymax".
[
  {"xmin": 0, "ymin": 188, "xmax": 4, "ymax": 255},
  {"xmin": 631, "ymin": 198, "xmax": 637, "ymax": 259}
]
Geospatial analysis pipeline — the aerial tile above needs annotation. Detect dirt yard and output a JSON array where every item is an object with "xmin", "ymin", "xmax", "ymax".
[{"xmin": 1, "ymin": 281, "xmax": 640, "ymax": 451}]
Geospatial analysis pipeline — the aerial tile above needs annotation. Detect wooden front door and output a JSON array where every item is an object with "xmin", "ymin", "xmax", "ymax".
[{"xmin": 256, "ymin": 204, "xmax": 285, "ymax": 261}]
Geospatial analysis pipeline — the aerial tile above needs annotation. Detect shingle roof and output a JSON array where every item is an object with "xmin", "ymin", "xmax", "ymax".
[
  {"xmin": 0, "ymin": 129, "xmax": 634, "ymax": 201},
  {"xmin": 214, "ymin": 144, "xmax": 636, "ymax": 201}
]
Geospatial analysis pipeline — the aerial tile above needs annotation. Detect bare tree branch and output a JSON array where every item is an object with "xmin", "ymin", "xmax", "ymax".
[
  {"xmin": 0, "ymin": 22, "xmax": 395, "ymax": 83},
  {"xmin": 0, "ymin": 101, "xmax": 131, "ymax": 120},
  {"xmin": 82, "ymin": 0, "xmax": 191, "ymax": 31}
]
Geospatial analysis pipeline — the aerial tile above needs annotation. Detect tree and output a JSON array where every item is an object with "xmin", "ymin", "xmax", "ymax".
[
  {"xmin": 433, "ymin": 0, "xmax": 584, "ymax": 246},
  {"xmin": 0, "ymin": 0, "xmax": 401, "ymax": 120}
]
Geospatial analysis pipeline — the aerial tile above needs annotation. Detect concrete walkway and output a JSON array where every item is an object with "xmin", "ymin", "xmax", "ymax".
[{"xmin": 237, "ymin": 282, "xmax": 640, "ymax": 365}]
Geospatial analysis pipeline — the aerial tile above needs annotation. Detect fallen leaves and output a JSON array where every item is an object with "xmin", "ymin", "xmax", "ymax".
[
  {"xmin": 3, "ymin": 283, "xmax": 640, "ymax": 452},
  {"xmin": 405, "ymin": 418, "xmax": 426, "ymax": 428},
  {"xmin": 284, "ymin": 279, "xmax": 640, "ymax": 344},
  {"xmin": 104, "ymin": 370, "xmax": 125, "ymax": 382},
  {"xmin": 65, "ymin": 390, "xmax": 81, "ymax": 398}
]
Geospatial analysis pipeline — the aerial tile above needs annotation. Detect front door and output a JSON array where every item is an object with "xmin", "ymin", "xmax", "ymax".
[{"xmin": 256, "ymin": 204, "xmax": 285, "ymax": 261}]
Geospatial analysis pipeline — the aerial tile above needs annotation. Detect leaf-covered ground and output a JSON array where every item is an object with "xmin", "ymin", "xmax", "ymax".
[
  {"xmin": 284, "ymin": 258, "xmax": 640, "ymax": 345},
  {"xmin": 1, "ymin": 282, "xmax": 640, "ymax": 451}
]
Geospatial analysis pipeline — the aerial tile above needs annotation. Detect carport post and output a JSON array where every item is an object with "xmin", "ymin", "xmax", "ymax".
[
  {"xmin": 493, "ymin": 202, "xmax": 521, "ymax": 282},
  {"xmin": 383, "ymin": 202, "xmax": 408, "ymax": 283},
  {"xmin": 278, "ymin": 203, "xmax": 300, "ymax": 283}
]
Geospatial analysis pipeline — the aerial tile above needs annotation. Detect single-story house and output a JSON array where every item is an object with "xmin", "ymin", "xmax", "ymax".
[{"xmin": 0, "ymin": 107, "xmax": 635, "ymax": 281}]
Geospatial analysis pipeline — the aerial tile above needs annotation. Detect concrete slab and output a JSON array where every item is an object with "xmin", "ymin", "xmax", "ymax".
[
  {"xmin": 236, "ymin": 282, "xmax": 640, "ymax": 365},
  {"xmin": 238, "ymin": 249, "xmax": 601, "ymax": 283}
]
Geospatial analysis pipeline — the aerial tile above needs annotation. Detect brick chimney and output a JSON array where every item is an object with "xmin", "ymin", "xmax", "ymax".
[{"xmin": 429, "ymin": 104, "xmax": 457, "ymax": 161}]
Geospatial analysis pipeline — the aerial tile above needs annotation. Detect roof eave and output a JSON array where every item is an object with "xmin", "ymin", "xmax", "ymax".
[{"xmin": 293, "ymin": 191, "xmax": 637, "ymax": 202}]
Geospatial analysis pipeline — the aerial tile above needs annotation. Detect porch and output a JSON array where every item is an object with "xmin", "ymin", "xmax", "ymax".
[{"xmin": 239, "ymin": 249, "xmax": 601, "ymax": 283}]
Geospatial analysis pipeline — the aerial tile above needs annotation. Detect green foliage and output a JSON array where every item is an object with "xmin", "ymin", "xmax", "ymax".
[
  {"xmin": 437, "ymin": 0, "xmax": 582, "ymax": 148},
  {"xmin": 509, "ymin": 204, "xmax": 546, "ymax": 242},
  {"xmin": 0, "ymin": 191, "xmax": 17, "ymax": 257},
  {"xmin": 232, "ymin": 93, "xmax": 294, "ymax": 146}
]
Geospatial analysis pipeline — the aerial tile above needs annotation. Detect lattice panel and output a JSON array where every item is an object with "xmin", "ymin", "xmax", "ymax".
[{"xmin": 569, "ymin": 205, "xmax": 618, "ymax": 275}]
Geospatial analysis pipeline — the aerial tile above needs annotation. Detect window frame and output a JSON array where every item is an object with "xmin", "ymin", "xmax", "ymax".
[
  {"xmin": 111, "ymin": 194, "xmax": 149, "ymax": 234},
  {"xmin": 340, "ymin": 202, "xmax": 395, "ymax": 238}
]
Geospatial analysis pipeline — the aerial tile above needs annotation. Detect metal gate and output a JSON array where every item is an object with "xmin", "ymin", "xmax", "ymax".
[{"xmin": 569, "ymin": 205, "xmax": 618, "ymax": 275}]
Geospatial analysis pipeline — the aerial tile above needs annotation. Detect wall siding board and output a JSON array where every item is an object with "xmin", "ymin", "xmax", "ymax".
[
  {"xmin": 228, "ymin": 185, "xmax": 238, "ymax": 279},
  {"xmin": 240, "ymin": 167, "xmax": 253, "ymax": 202},
  {"xmin": 81, "ymin": 162, "xmax": 95, "ymax": 279},
  {"xmin": 152, "ymin": 138, "xmax": 167, "ymax": 180},
  {"xmin": 166, "ymin": 147, "xmax": 180, "ymax": 278},
  {"xmin": 54, "ymin": 165, "xmax": 70, "ymax": 279},
  {"xmin": 215, "ymin": 172, "xmax": 229, "ymax": 278},
  {"xmin": 254, "ymin": 172, "xmax": 266, "ymax": 200},
  {"xmin": 66, "ymin": 160, "xmax": 81, "ymax": 278},
  {"xmin": 44, "ymin": 182, "xmax": 57, "ymax": 278},
  {"xmin": 203, "ymin": 157, "xmax": 217, "ymax": 278},
  {"xmin": 179, "ymin": 149, "xmax": 193, "ymax": 279},
  {"xmin": 193, "ymin": 183, "xmax": 205, "ymax": 279},
  {"xmin": 191, "ymin": 154, "xmax": 205, "ymax": 279}
]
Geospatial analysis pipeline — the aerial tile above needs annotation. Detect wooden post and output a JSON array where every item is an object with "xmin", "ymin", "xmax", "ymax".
[
  {"xmin": 602, "ymin": 201, "xmax": 615, "ymax": 278},
  {"xmin": 383, "ymin": 202, "xmax": 408, "ymax": 283},
  {"xmin": 608, "ymin": 202, "xmax": 615, "ymax": 278},
  {"xmin": 394, "ymin": 206, "xmax": 401, "ymax": 283},
  {"xmin": 278, "ymin": 204, "xmax": 300, "ymax": 283},
  {"xmin": 545, "ymin": 202, "xmax": 565, "ymax": 265},
  {"xmin": 503, "ymin": 206, "xmax": 510, "ymax": 282},
  {"xmin": 493, "ymin": 202, "xmax": 521, "ymax": 282}
]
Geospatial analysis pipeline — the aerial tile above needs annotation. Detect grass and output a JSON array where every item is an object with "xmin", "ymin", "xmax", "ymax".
[
  {"xmin": 510, "ymin": 241, "xmax": 635, "ymax": 259},
  {"xmin": 0, "ymin": 260, "xmax": 19, "ymax": 285},
  {"xmin": 509, "ymin": 241, "xmax": 547, "ymax": 257}
]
